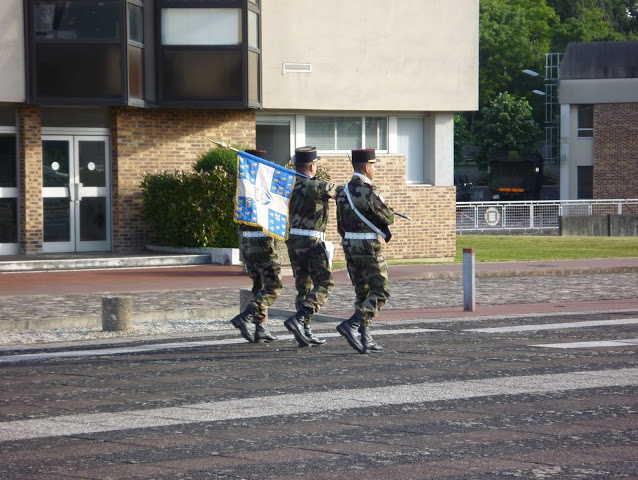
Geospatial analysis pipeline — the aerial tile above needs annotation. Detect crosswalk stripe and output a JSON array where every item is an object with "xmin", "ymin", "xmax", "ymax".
[
  {"xmin": 532, "ymin": 338, "xmax": 638, "ymax": 349},
  {"xmin": 1, "ymin": 367, "xmax": 637, "ymax": 442},
  {"xmin": 465, "ymin": 318, "xmax": 638, "ymax": 333}
]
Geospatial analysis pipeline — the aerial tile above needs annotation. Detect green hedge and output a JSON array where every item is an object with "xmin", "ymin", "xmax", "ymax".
[{"xmin": 140, "ymin": 167, "xmax": 238, "ymax": 248}]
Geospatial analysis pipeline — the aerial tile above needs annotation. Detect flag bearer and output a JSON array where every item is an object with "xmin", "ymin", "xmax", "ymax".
[{"xmin": 230, "ymin": 149, "xmax": 281, "ymax": 344}]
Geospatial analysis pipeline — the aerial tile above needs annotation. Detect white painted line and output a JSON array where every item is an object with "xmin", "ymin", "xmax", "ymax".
[
  {"xmin": 0, "ymin": 328, "xmax": 443, "ymax": 363},
  {"xmin": 1, "ymin": 367, "xmax": 636, "ymax": 442},
  {"xmin": 533, "ymin": 338, "xmax": 638, "ymax": 349},
  {"xmin": 465, "ymin": 318, "xmax": 638, "ymax": 333}
]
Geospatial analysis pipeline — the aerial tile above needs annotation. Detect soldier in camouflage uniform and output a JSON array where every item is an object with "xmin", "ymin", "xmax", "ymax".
[
  {"xmin": 283, "ymin": 146, "xmax": 338, "ymax": 347},
  {"xmin": 335, "ymin": 149, "xmax": 395, "ymax": 354},
  {"xmin": 230, "ymin": 150, "xmax": 281, "ymax": 344}
]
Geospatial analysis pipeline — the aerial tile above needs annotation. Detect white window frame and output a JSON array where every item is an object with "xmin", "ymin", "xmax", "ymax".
[{"xmin": 300, "ymin": 114, "xmax": 389, "ymax": 154}]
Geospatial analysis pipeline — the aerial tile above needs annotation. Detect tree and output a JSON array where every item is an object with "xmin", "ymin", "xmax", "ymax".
[
  {"xmin": 471, "ymin": 92, "xmax": 542, "ymax": 170},
  {"xmin": 479, "ymin": 0, "xmax": 559, "ymax": 106}
]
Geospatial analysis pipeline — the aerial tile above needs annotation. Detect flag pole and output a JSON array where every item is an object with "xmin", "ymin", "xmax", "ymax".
[{"xmin": 210, "ymin": 140, "xmax": 240, "ymax": 153}]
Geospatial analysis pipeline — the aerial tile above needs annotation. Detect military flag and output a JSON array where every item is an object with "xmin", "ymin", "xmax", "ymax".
[{"xmin": 234, "ymin": 150, "xmax": 297, "ymax": 240}]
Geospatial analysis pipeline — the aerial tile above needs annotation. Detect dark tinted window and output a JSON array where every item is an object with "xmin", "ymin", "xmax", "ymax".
[
  {"xmin": 35, "ymin": 0, "xmax": 121, "ymax": 40},
  {"xmin": 0, "ymin": 199, "xmax": 18, "ymax": 243},
  {"xmin": 161, "ymin": 49, "xmax": 241, "ymax": 101},
  {"xmin": 0, "ymin": 135, "xmax": 17, "ymax": 188},
  {"xmin": 36, "ymin": 44, "xmax": 122, "ymax": 99},
  {"xmin": 128, "ymin": 46, "xmax": 144, "ymax": 100},
  {"xmin": 577, "ymin": 166, "xmax": 593, "ymax": 199}
]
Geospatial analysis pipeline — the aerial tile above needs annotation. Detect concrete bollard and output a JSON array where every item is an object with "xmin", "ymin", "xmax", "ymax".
[
  {"xmin": 463, "ymin": 248, "xmax": 476, "ymax": 312},
  {"xmin": 240, "ymin": 288, "xmax": 266, "ymax": 321},
  {"xmin": 102, "ymin": 296, "xmax": 133, "ymax": 331}
]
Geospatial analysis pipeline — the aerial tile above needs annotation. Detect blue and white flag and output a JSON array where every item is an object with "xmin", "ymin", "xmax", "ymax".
[{"xmin": 234, "ymin": 150, "xmax": 297, "ymax": 240}]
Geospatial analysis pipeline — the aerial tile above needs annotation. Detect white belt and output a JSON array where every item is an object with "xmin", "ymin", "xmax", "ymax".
[
  {"xmin": 242, "ymin": 231, "xmax": 269, "ymax": 238},
  {"xmin": 289, "ymin": 228, "xmax": 325, "ymax": 241},
  {"xmin": 344, "ymin": 232, "xmax": 378, "ymax": 240}
]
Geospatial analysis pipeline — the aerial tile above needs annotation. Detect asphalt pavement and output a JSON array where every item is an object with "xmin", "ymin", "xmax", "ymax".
[{"xmin": 2, "ymin": 256, "xmax": 638, "ymax": 478}]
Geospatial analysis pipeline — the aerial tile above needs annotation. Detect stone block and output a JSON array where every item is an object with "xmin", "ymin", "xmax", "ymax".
[
  {"xmin": 609, "ymin": 215, "xmax": 638, "ymax": 236},
  {"xmin": 559, "ymin": 215, "xmax": 609, "ymax": 236},
  {"xmin": 102, "ymin": 296, "xmax": 132, "ymax": 331}
]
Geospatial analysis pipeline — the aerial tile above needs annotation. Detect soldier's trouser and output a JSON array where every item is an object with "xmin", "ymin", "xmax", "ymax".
[
  {"xmin": 286, "ymin": 238, "xmax": 334, "ymax": 315},
  {"xmin": 343, "ymin": 249, "xmax": 390, "ymax": 326},
  {"xmin": 240, "ymin": 237, "xmax": 283, "ymax": 322}
]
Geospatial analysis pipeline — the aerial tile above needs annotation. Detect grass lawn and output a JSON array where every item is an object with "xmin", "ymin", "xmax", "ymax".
[{"xmin": 455, "ymin": 235, "xmax": 638, "ymax": 262}]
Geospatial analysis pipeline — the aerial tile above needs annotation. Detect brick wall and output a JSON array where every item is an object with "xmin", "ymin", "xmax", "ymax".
[
  {"xmin": 320, "ymin": 155, "xmax": 456, "ymax": 262},
  {"xmin": 17, "ymin": 105, "xmax": 43, "ymax": 253},
  {"xmin": 594, "ymin": 103, "xmax": 638, "ymax": 199},
  {"xmin": 111, "ymin": 107, "xmax": 256, "ymax": 252}
]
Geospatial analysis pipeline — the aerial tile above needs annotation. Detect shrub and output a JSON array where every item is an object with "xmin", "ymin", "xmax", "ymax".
[
  {"xmin": 140, "ymin": 168, "xmax": 238, "ymax": 248},
  {"xmin": 193, "ymin": 145, "xmax": 249, "ymax": 175}
]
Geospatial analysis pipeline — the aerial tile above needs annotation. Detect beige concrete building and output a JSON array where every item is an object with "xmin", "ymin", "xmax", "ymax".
[{"xmin": 0, "ymin": 0, "xmax": 478, "ymax": 259}]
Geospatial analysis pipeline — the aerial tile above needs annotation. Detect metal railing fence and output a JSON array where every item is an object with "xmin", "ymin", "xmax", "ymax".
[{"xmin": 456, "ymin": 199, "xmax": 638, "ymax": 233}]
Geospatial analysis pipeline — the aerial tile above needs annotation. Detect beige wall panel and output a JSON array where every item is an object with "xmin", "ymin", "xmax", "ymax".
[
  {"xmin": 560, "ymin": 79, "xmax": 638, "ymax": 104},
  {"xmin": 261, "ymin": 0, "xmax": 478, "ymax": 112},
  {"xmin": 0, "ymin": 0, "xmax": 25, "ymax": 102}
]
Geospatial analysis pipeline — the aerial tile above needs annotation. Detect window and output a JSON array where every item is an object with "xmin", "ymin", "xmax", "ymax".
[
  {"xmin": 161, "ymin": 8, "xmax": 241, "ymax": 46},
  {"xmin": 577, "ymin": 166, "xmax": 593, "ymax": 199},
  {"xmin": 127, "ymin": 1, "xmax": 144, "ymax": 101},
  {"xmin": 158, "ymin": 4, "xmax": 256, "ymax": 106},
  {"xmin": 30, "ymin": 0, "xmax": 124, "ymax": 102},
  {"xmin": 578, "ymin": 104, "xmax": 593, "ymax": 138},
  {"xmin": 398, "ymin": 118, "xmax": 425, "ymax": 184},
  {"xmin": 0, "ymin": 120, "xmax": 18, "ymax": 247},
  {"xmin": 305, "ymin": 116, "xmax": 388, "ymax": 151},
  {"xmin": 35, "ymin": 0, "xmax": 121, "ymax": 40}
]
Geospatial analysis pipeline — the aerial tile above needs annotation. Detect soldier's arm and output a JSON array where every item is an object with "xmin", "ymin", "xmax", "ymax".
[
  {"xmin": 368, "ymin": 187, "xmax": 395, "ymax": 227},
  {"xmin": 321, "ymin": 180, "xmax": 338, "ymax": 200}
]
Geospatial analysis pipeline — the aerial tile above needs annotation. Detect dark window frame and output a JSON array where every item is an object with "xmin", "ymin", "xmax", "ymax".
[
  {"xmin": 155, "ymin": 0, "xmax": 261, "ymax": 108},
  {"xmin": 24, "ymin": 0, "xmax": 128, "ymax": 105},
  {"xmin": 127, "ymin": 0, "xmax": 145, "ymax": 104}
]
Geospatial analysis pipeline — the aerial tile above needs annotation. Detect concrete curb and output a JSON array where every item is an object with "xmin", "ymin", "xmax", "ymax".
[
  {"xmin": 0, "ymin": 255, "xmax": 211, "ymax": 272},
  {"xmin": 397, "ymin": 265, "xmax": 638, "ymax": 281},
  {"xmin": 0, "ymin": 307, "xmax": 345, "ymax": 333}
]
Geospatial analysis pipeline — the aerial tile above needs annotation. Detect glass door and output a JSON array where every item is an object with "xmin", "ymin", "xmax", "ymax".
[
  {"xmin": 0, "ymin": 132, "xmax": 18, "ymax": 255},
  {"xmin": 42, "ymin": 136, "xmax": 111, "ymax": 253}
]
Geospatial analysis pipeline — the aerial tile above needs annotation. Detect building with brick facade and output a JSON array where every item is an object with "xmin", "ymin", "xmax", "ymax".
[
  {"xmin": 0, "ymin": 0, "xmax": 478, "ymax": 260},
  {"xmin": 559, "ymin": 41, "xmax": 638, "ymax": 201}
]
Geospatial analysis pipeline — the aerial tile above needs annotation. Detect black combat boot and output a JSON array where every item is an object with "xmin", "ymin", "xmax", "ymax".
[
  {"xmin": 230, "ymin": 306, "xmax": 256, "ymax": 343},
  {"xmin": 359, "ymin": 324, "xmax": 382, "ymax": 352},
  {"xmin": 336, "ymin": 314, "xmax": 364, "ymax": 353},
  {"xmin": 284, "ymin": 307, "xmax": 312, "ymax": 347},
  {"xmin": 254, "ymin": 322, "xmax": 278, "ymax": 343},
  {"xmin": 304, "ymin": 318, "xmax": 327, "ymax": 346}
]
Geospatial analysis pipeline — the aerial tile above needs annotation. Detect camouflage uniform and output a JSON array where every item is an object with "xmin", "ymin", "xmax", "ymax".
[
  {"xmin": 286, "ymin": 173, "xmax": 337, "ymax": 314},
  {"xmin": 238, "ymin": 224, "xmax": 283, "ymax": 323},
  {"xmin": 336, "ymin": 175, "xmax": 395, "ymax": 326},
  {"xmin": 229, "ymin": 149, "xmax": 280, "ymax": 344}
]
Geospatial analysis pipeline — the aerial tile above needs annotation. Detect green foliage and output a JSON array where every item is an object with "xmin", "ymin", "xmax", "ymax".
[
  {"xmin": 140, "ymin": 169, "xmax": 237, "ymax": 248},
  {"xmin": 472, "ymin": 92, "xmax": 542, "ymax": 170},
  {"xmin": 479, "ymin": 0, "xmax": 558, "ymax": 106},
  {"xmin": 454, "ymin": 114, "xmax": 474, "ymax": 165},
  {"xmin": 193, "ymin": 145, "xmax": 249, "ymax": 175}
]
